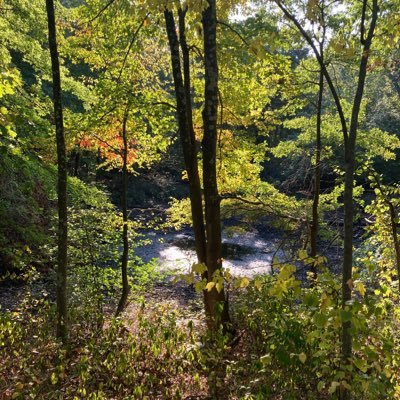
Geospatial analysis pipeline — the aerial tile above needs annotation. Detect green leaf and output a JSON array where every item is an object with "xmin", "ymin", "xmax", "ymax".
[
  {"xmin": 354, "ymin": 358, "xmax": 368, "ymax": 373},
  {"xmin": 341, "ymin": 310, "xmax": 353, "ymax": 323},
  {"xmin": 192, "ymin": 263, "xmax": 207, "ymax": 274},
  {"xmin": 328, "ymin": 381, "xmax": 340, "ymax": 395},
  {"xmin": 313, "ymin": 312, "xmax": 328, "ymax": 328}
]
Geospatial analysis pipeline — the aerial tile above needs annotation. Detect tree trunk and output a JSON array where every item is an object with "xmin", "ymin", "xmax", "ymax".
[
  {"xmin": 310, "ymin": 66, "xmax": 324, "ymax": 276},
  {"xmin": 116, "ymin": 110, "xmax": 130, "ymax": 315},
  {"xmin": 164, "ymin": 8, "xmax": 207, "ymax": 265},
  {"xmin": 388, "ymin": 202, "xmax": 400, "ymax": 291},
  {"xmin": 340, "ymin": 3, "xmax": 378, "ymax": 398},
  {"xmin": 73, "ymin": 145, "xmax": 80, "ymax": 177},
  {"xmin": 202, "ymin": 0, "xmax": 230, "ymax": 329},
  {"xmin": 45, "ymin": 0, "xmax": 68, "ymax": 343}
]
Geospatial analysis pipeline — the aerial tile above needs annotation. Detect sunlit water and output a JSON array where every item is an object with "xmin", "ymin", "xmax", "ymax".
[{"xmin": 135, "ymin": 229, "xmax": 282, "ymax": 277}]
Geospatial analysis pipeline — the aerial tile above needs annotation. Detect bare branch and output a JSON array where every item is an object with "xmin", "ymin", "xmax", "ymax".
[
  {"xmin": 88, "ymin": 0, "xmax": 118, "ymax": 23},
  {"xmin": 117, "ymin": 13, "xmax": 150, "ymax": 82},
  {"xmin": 274, "ymin": 0, "xmax": 349, "ymax": 144}
]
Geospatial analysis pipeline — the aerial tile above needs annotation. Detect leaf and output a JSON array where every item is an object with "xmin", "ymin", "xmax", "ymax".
[
  {"xmin": 215, "ymin": 282, "xmax": 223, "ymax": 293},
  {"xmin": 254, "ymin": 278, "xmax": 263, "ymax": 291},
  {"xmin": 328, "ymin": 381, "xmax": 341, "ymax": 395},
  {"xmin": 50, "ymin": 372, "xmax": 58, "ymax": 385},
  {"xmin": 354, "ymin": 358, "xmax": 368, "ymax": 373},
  {"xmin": 298, "ymin": 352, "xmax": 307, "ymax": 364},
  {"xmin": 192, "ymin": 263, "xmax": 207, "ymax": 274},
  {"xmin": 194, "ymin": 279, "xmax": 206, "ymax": 293},
  {"xmin": 298, "ymin": 249, "xmax": 308, "ymax": 260},
  {"xmin": 260, "ymin": 354, "xmax": 271, "ymax": 365},
  {"xmin": 320, "ymin": 292, "xmax": 331, "ymax": 310},
  {"xmin": 205, "ymin": 281, "xmax": 215, "ymax": 292},
  {"xmin": 313, "ymin": 312, "xmax": 328, "ymax": 328},
  {"xmin": 346, "ymin": 278, "xmax": 353, "ymax": 289},
  {"xmin": 239, "ymin": 277, "xmax": 250, "ymax": 288},
  {"xmin": 356, "ymin": 281, "xmax": 366, "ymax": 297},
  {"xmin": 278, "ymin": 264, "xmax": 296, "ymax": 280},
  {"xmin": 341, "ymin": 310, "xmax": 352, "ymax": 322}
]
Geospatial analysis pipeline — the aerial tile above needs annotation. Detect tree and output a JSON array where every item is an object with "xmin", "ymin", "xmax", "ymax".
[
  {"xmin": 46, "ymin": 0, "xmax": 68, "ymax": 342},
  {"xmin": 164, "ymin": 1, "xmax": 230, "ymax": 330},
  {"xmin": 201, "ymin": 0, "xmax": 230, "ymax": 328},
  {"xmin": 273, "ymin": 1, "xmax": 379, "ymax": 397}
]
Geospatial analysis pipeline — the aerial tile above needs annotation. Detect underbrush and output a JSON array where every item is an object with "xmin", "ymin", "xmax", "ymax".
[
  {"xmin": 0, "ymin": 293, "xmax": 206, "ymax": 399},
  {"xmin": 1, "ymin": 258, "xmax": 400, "ymax": 399},
  {"xmin": 218, "ymin": 267, "xmax": 400, "ymax": 399}
]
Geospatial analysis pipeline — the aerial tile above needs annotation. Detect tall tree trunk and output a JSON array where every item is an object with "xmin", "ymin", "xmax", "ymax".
[
  {"xmin": 272, "ymin": 3, "xmax": 378, "ymax": 398},
  {"xmin": 116, "ymin": 110, "xmax": 130, "ymax": 315},
  {"xmin": 164, "ymin": 8, "xmax": 207, "ymax": 265},
  {"xmin": 340, "ymin": 3, "xmax": 378, "ymax": 398},
  {"xmin": 202, "ymin": 0, "xmax": 230, "ymax": 329},
  {"xmin": 45, "ymin": 0, "xmax": 68, "ymax": 343},
  {"xmin": 310, "ymin": 64, "xmax": 324, "ymax": 275}
]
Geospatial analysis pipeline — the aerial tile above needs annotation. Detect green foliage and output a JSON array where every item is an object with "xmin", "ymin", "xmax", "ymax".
[
  {"xmin": 220, "ymin": 266, "xmax": 400, "ymax": 399},
  {"xmin": 0, "ymin": 297, "xmax": 205, "ymax": 399}
]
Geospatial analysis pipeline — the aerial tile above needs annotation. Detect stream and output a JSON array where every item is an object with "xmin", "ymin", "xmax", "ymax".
[{"xmin": 134, "ymin": 225, "xmax": 284, "ymax": 277}]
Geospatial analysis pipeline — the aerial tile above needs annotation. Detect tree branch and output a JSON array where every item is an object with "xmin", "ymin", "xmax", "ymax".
[
  {"xmin": 88, "ymin": 0, "xmax": 118, "ymax": 23},
  {"xmin": 274, "ymin": 0, "xmax": 349, "ymax": 144}
]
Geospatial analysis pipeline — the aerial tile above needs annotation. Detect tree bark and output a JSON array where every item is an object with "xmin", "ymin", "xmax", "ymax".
[
  {"xmin": 45, "ymin": 0, "xmax": 68, "ymax": 343},
  {"xmin": 340, "ymin": 2, "xmax": 378, "ymax": 398},
  {"xmin": 202, "ymin": 0, "xmax": 230, "ymax": 329},
  {"xmin": 116, "ymin": 109, "xmax": 130, "ymax": 315},
  {"xmin": 388, "ymin": 202, "xmax": 400, "ymax": 291},
  {"xmin": 310, "ymin": 13, "xmax": 327, "ymax": 275},
  {"xmin": 272, "ymin": 3, "xmax": 378, "ymax": 398},
  {"xmin": 310, "ymin": 62, "xmax": 324, "ymax": 277},
  {"xmin": 164, "ymin": 8, "xmax": 207, "ymax": 265},
  {"xmin": 73, "ymin": 145, "xmax": 80, "ymax": 177}
]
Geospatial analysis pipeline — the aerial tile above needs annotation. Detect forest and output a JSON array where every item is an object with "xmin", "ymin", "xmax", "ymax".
[{"xmin": 1, "ymin": 0, "xmax": 400, "ymax": 398}]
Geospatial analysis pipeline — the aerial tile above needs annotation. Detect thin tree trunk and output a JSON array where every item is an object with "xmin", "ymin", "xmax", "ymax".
[
  {"xmin": 388, "ymin": 202, "xmax": 400, "ymax": 291},
  {"xmin": 340, "ymin": 3, "xmax": 378, "ymax": 398},
  {"xmin": 202, "ymin": 0, "xmax": 230, "ymax": 329},
  {"xmin": 116, "ymin": 109, "xmax": 130, "ymax": 315},
  {"xmin": 271, "ymin": 3, "xmax": 378, "ymax": 398},
  {"xmin": 73, "ymin": 145, "xmax": 80, "ymax": 177},
  {"xmin": 371, "ymin": 173, "xmax": 400, "ymax": 293},
  {"xmin": 95, "ymin": 147, "xmax": 102, "ymax": 181},
  {"xmin": 310, "ymin": 64, "xmax": 324, "ymax": 276},
  {"xmin": 164, "ymin": 8, "xmax": 207, "ymax": 265},
  {"xmin": 45, "ymin": 0, "xmax": 68, "ymax": 343}
]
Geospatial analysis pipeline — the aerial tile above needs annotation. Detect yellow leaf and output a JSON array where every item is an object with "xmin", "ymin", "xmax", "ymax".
[
  {"xmin": 298, "ymin": 352, "xmax": 307, "ymax": 364},
  {"xmin": 278, "ymin": 264, "xmax": 296, "ymax": 280},
  {"xmin": 239, "ymin": 277, "xmax": 250, "ymax": 288},
  {"xmin": 254, "ymin": 278, "xmax": 263, "ymax": 291},
  {"xmin": 215, "ymin": 282, "xmax": 223, "ymax": 293},
  {"xmin": 356, "ymin": 281, "xmax": 366, "ymax": 297},
  {"xmin": 298, "ymin": 249, "xmax": 308, "ymax": 260},
  {"xmin": 205, "ymin": 281, "xmax": 215, "ymax": 292}
]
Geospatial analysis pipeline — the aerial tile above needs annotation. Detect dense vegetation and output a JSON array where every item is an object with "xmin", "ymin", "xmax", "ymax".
[{"xmin": 1, "ymin": 0, "xmax": 400, "ymax": 398}]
